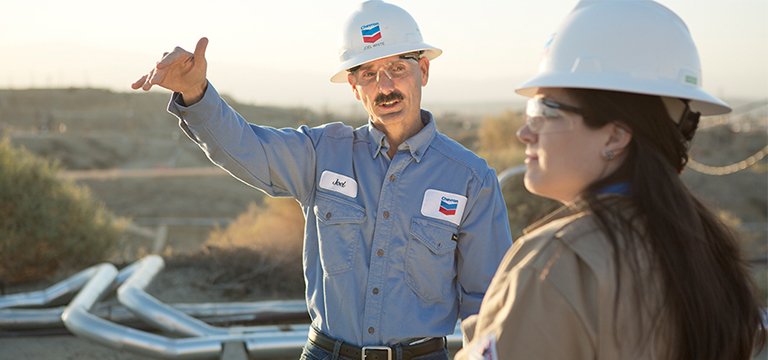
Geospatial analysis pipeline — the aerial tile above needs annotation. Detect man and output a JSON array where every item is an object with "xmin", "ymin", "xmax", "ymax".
[{"xmin": 131, "ymin": 1, "xmax": 512, "ymax": 359}]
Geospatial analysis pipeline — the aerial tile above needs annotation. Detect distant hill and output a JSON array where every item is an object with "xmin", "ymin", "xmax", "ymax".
[
  {"xmin": 0, "ymin": 88, "xmax": 365, "ymax": 137},
  {"xmin": 0, "ymin": 88, "xmax": 481, "ymax": 171}
]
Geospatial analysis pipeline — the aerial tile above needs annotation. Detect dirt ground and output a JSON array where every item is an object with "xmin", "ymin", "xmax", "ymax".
[{"xmin": 0, "ymin": 336, "xmax": 156, "ymax": 360}]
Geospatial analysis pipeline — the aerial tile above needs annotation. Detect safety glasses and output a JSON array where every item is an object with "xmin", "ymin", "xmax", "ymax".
[
  {"xmin": 351, "ymin": 55, "xmax": 420, "ymax": 86},
  {"xmin": 525, "ymin": 97, "xmax": 583, "ymax": 134}
]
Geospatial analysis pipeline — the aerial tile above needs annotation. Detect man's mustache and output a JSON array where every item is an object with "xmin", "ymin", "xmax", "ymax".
[{"xmin": 373, "ymin": 91, "xmax": 404, "ymax": 106}]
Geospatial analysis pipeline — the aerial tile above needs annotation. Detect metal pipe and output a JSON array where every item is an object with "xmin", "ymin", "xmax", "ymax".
[
  {"xmin": 170, "ymin": 300, "xmax": 307, "ymax": 319},
  {"xmin": 0, "ymin": 260, "xmax": 141, "ymax": 310},
  {"xmin": 497, "ymin": 164, "xmax": 526, "ymax": 187},
  {"xmin": 0, "ymin": 259, "xmax": 142, "ymax": 329},
  {"xmin": 59, "ymin": 258, "xmax": 316, "ymax": 359},
  {"xmin": 118, "ymin": 255, "xmax": 307, "ymax": 337},
  {"xmin": 0, "ymin": 306, "xmax": 72, "ymax": 330},
  {"xmin": 1, "ymin": 300, "xmax": 309, "ymax": 331},
  {"xmin": 115, "ymin": 255, "xmax": 227, "ymax": 336},
  {"xmin": 0, "ymin": 266, "xmax": 98, "ymax": 309}
]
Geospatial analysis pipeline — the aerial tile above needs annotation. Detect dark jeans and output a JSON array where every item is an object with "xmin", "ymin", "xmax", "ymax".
[{"xmin": 300, "ymin": 339, "xmax": 450, "ymax": 360}]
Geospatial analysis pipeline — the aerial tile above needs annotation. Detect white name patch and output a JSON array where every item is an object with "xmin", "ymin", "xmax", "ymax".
[
  {"xmin": 420, "ymin": 189, "xmax": 467, "ymax": 225},
  {"xmin": 319, "ymin": 171, "xmax": 358, "ymax": 198}
]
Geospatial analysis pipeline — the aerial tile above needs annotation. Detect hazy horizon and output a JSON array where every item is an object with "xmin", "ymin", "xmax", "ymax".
[{"xmin": 2, "ymin": 0, "xmax": 766, "ymax": 114}]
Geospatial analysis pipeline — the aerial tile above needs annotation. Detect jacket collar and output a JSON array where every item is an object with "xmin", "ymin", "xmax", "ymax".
[{"xmin": 523, "ymin": 194, "xmax": 629, "ymax": 235}]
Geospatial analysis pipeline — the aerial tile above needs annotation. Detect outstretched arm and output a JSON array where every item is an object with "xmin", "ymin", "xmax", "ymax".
[{"xmin": 131, "ymin": 37, "xmax": 209, "ymax": 105}]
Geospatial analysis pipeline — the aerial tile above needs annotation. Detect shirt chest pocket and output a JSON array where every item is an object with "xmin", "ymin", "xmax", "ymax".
[
  {"xmin": 314, "ymin": 193, "xmax": 365, "ymax": 276},
  {"xmin": 405, "ymin": 218, "xmax": 458, "ymax": 302}
]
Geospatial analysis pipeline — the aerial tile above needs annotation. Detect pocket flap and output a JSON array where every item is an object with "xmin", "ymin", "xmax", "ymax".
[
  {"xmin": 409, "ymin": 218, "xmax": 458, "ymax": 255},
  {"xmin": 315, "ymin": 193, "xmax": 365, "ymax": 225}
]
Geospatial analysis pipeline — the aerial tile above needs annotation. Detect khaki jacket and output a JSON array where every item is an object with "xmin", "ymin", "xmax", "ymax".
[{"xmin": 455, "ymin": 199, "xmax": 662, "ymax": 360}]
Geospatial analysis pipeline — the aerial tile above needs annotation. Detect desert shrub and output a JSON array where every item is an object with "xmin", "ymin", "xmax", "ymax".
[
  {"xmin": 206, "ymin": 197, "xmax": 304, "ymax": 254},
  {"xmin": 202, "ymin": 197, "xmax": 305, "ymax": 298},
  {"xmin": 0, "ymin": 136, "xmax": 121, "ymax": 284},
  {"xmin": 476, "ymin": 110, "xmax": 527, "ymax": 171}
]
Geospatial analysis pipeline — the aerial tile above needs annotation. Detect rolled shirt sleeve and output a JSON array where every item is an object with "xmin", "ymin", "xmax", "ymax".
[
  {"xmin": 456, "ymin": 168, "xmax": 513, "ymax": 319},
  {"xmin": 168, "ymin": 82, "xmax": 318, "ymax": 201}
]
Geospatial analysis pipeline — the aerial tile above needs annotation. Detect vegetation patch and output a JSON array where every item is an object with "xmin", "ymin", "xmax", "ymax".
[{"xmin": 0, "ymin": 136, "xmax": 121, "ymax": 284}]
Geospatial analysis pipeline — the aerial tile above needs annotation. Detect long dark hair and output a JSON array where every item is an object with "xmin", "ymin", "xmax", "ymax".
[{"xmin": 567, "ymin": 88, "xmax": 765, "ymax": 360}]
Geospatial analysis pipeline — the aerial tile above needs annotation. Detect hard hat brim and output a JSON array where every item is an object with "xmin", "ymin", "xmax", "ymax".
[
  {"xmin": 330, "ymin": 44, "xmax": 441, "ymax": 83},
  {"xmin": 515, "ymin": 73, "xmax": 732, "ymax": 116}
]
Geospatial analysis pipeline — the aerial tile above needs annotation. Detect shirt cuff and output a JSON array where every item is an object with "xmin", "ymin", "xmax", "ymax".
[{"xmin": 166, "ymin": 80, "xmax": 219, "ymax": 125}]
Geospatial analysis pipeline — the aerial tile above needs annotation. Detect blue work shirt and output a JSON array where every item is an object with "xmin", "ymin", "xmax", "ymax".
[{"xmin": 168, "ymin": 83, "xmax": 512, "ymax": 346}]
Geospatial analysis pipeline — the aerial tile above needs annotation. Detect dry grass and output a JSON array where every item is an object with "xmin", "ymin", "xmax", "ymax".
[
  {"xmin": 156, "ymin": 197, "xmax": 309, "ymax": 300},
  {"xmin": 475, "ymin": 110, "xmax": 527, "ymax": 171},
  {"xmin": 206, "ymin": 197, "xmax": 304, "ymax": 255}
]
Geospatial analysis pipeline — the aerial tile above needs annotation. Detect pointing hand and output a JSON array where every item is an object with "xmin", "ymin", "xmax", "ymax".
[{"xmin": 131, "ymin": 37, "xmax": 209, "ymax": 105}]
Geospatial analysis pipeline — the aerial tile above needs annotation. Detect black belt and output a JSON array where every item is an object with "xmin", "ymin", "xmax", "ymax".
[{"xmin": 308, "ymin": 327, "xmax": 446, "ymax": 360}]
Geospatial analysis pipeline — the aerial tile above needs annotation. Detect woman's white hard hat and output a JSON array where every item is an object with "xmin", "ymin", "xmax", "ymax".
[
  {"xmin": 330, "ymin": 0, "xmax": 442, "ymax": 83},
  {"xmin": 516, "ymin": 0, "xmax": 731, "ymax": 116}
]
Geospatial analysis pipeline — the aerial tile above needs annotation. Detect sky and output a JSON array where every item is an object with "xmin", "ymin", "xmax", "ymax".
[{"xmin": 1, "ymin": 0, "xmax": 766, "ymax": 116}]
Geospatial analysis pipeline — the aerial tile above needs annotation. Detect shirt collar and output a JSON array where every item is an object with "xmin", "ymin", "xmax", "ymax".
[{"xmin": 367, "ymin": 110, "xmax": 436, "ymax": 162}]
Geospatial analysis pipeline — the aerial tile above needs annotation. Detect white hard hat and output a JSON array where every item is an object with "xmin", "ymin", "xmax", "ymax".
[
  {"xmin": 516, "ymin": 0, "xmax": 731, "ymax": 116},
  {"xmin": 330, "ymin": 0, "xmax": 442, "ymax": 83}
]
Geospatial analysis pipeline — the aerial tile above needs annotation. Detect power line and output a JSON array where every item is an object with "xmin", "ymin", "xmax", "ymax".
[
  {"xmin": 687, "ymin": 144, "xmax": 768, "ymax": 175},
  {"xmin": 687, "ymin": 99, "xmax": 768, "ymax": 175}
]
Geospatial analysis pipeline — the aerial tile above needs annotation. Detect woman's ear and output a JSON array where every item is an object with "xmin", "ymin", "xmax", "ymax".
[{"xmin": 605, "ymin": 122, "xmax": 633, "ymax": 156}]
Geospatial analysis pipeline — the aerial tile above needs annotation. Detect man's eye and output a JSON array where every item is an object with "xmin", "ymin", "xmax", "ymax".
[{"xmin": 361, "ymin": 72, "xmax": 376, "ymax": 78}]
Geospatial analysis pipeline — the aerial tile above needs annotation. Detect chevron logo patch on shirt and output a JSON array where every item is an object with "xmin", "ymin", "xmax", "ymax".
[
  {"xmin": 421, "ymin": 189, "xmax": 467, "ymax": 225},
  {"xmin": 439, "ymin": 199, "xmax": 457, "ymax": 216}
]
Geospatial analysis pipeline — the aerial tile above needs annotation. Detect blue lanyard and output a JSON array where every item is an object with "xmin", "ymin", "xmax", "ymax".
[{"xmin": 595, "ymin": 182, "xmax": 631, "ymax": 195}]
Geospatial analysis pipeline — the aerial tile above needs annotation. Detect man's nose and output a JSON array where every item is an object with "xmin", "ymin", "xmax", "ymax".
[{"xmin": 376, "ymin": 69, "xmax": 395, "ymax": 93}]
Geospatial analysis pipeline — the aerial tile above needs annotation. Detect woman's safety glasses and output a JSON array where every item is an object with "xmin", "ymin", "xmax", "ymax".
[
  {"xmin": 525, "ymin": 97, "xmax": 583, "ymax": 134},
  {"xmin": 351, "ymin": 54, "xmax": 420, "ymax": 86}
]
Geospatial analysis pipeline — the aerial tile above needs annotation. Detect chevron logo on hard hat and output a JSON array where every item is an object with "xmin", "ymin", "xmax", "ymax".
[{"xmin": 361, "ymin": 23, "xmax": 382, "ymax": 43}]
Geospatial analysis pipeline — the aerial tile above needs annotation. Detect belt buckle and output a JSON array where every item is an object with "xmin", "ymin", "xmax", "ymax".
[{"xmin": 361, "ymin": 346, "xmax": 391, "ymax": 360}]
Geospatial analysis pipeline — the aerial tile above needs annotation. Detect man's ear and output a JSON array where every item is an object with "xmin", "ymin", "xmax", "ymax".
[
  {"xmin": 348, "ymin": 73, "xmax": 361, "ymax": 100},
  {"xmin": 604, "ymin": 122, "xmax": 633, "ymax": 156},
  {"xmin": 419, "ymin": 57, "xmax": 430, "ymax": 87}
]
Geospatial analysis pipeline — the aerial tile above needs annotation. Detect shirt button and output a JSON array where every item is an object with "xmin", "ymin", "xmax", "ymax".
[
  {"xmin": 377, "ymin": 249, "xmax": 384, "ymax": 256},
  {"xmin": 325, "ymin": 212, "xmax": 332, "ymax": 220},
  {"xmin": 372, "ymin": 288, "xmax": 379, "ymax": 295},
  {"xmin": 181, "ymin": 111, "xmax": 188, "ymax": 116},
  {"xmin": 368, "ymin": 327, "xmax": 375, "ymax": 334},
  {"xmin": 383, "ymin": 211, "xmax": 389, "ymax": 218},
  {"xmin": 389, "ymin": 175, "xmax": 395, "ymax": 181},
  {"xmin": 415, "ymin": 151, "xmax": 420, "ymax": 156}
]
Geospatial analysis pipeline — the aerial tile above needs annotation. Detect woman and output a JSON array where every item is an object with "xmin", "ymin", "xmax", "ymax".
[{"xmin": 456, "ymin": 1, "xmax": 765, "ymax": 359}]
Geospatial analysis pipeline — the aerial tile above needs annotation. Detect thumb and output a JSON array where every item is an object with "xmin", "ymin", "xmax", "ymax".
[{"xmin": 194, "ymin": 37, "xmax": 209, "ymax": 59}]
